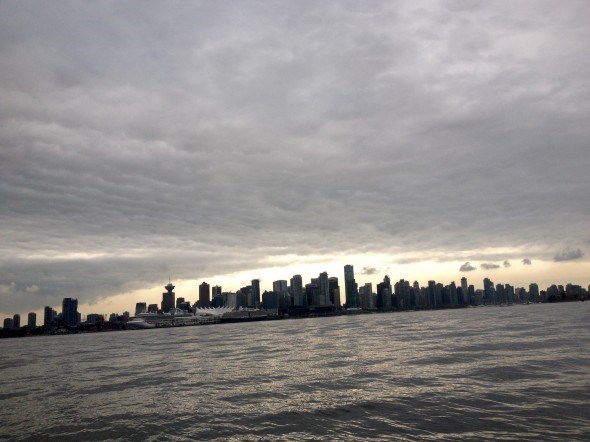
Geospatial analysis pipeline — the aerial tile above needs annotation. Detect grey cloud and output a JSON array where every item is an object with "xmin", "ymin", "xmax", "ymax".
[
  {"xmin": 553, "ymin": 248, "xmax": 584, "ymax": 262},
  {"xmin": 480, "ymin": 263, "xmax": 501, "ymax": 270},
  {"xmin": 360, "ymin": 266, "xmax": 379, "ymax": 276},
  {"xmin": 459, "ymin": 262, "xmax": 476, "ymax": 272},
  {"xmin": 522, "ymin": 259, "xmax": 532, "ymax": 265},
  {"xmin": 1, "ymin": 2, "xmax": 590, "ymax": 313},
  {"xmin": 503, "ymin": 260, "xmax": 511, "ymax": 268}
]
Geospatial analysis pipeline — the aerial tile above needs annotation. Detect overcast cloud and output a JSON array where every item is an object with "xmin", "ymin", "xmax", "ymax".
[{"xmin": 1, "ymin": 1, "xmax": 589, "ymax": 313}]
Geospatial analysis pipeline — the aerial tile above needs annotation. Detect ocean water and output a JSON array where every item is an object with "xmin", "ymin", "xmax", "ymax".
[{"xmin": 0, "ymin": 302, "xmax": 589, "ymax": 441}]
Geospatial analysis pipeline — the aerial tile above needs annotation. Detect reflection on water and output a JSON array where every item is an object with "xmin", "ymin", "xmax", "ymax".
[{"xmin": 1, "ymin": 303, "xmax": 589, "ymax": 441}]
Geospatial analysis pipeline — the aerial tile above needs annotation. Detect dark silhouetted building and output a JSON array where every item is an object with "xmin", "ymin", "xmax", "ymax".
[
  {"xmin": 44, "ymin": 306, "xmax": 56, "ymax": 327},
  {"xmin": 262, "ymin": 291, "xmax": 278, "ymax": 311},
  {"xmin": 3, "ymin": 318, "xmax": 14, "ymax": 329},
  {"xmin": 62, "ymin": 298, "xmax": 79, "ymax": 326},
  {"xmin": 12, "ymin": 314, "xmax": 20, "ymax": 329},
  {"xmin": 61, "ymin": 298, "xmax": 80, "ymax": 326},
  {"xmin": 161, "ymin": 282, "xmax": 175, "ymax": 313},
  {"xmin": 135, "ymin": 302, "xmax": 147, "ymax": 316},
  {"xmin": 27, "ymin": 312, "xmax": 36, "ymax": 328},
  {"xmin": 291, "ymin": 275, "xmax": 304, "ymax": 306},
  {"xmin": 251, "ymin": 279, "xmax": 261, "ymax": 306},
  {"xmin": 344, "ymin": 264, "xmax": 359, "ymax": 308},
  {"xmin": 199, "ymin": 282, "xmax": 210, "ymax": 307}
]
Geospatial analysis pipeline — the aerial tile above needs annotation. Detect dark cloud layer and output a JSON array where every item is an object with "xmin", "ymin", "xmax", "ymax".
[
  {"xmin": 481, "ymin": 263, "xmax": 501, "ymax": 270},
  {"xmin": 522, "ymin": 259, "xmax": 532, "ymax": 265},
  {"xmin": 554, "ymin": 248, "xmax": 584, "ymax": 262},
  {"xmin": 360, "ymin": 267, "xmax": 379, "ymax": 276},
  {"xmin": 1, "ymin": 1, "xmax": 589, "ymax": 313},
  {"xmin": 459, "ymin": 262, "xmax": 476, "ymax": 272}
]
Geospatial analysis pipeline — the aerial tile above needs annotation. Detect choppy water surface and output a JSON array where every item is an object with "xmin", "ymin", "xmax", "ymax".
[{"xmin": 1, "ymin": 302, "xmax": 589, "ymax": 441}]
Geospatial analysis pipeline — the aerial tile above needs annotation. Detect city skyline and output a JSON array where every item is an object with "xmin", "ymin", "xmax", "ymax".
[
  {"xmin": 1, "ymin": 2, "xmax": 589, "ymax": 320},
  {"xmin": 5, "ymin": 260, "xmax": 588, "ymax": 323}
]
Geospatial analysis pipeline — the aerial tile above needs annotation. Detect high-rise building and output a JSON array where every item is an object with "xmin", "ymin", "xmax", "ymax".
[
  {"xmin": 62, "ymin": 298, "xmax": 79, "ymax": 326},
  {"xmin": 460, "ymin": 277, "xmax": 468, "ymax": 303},
  {"xmin": 147, "ymin": 303, "xmax": 158, "ymax": 313},
  {"xmin": 273, "ymin": 280, "xmax": 289, "ymax": 307},
  {"xmin": 212, "ymin": 285, "xmax": 222, "ymax": 297},
  {"xmin": 12, "ymin": 314, "xmax": 21, "ymax": 329},
  {"xmin": 27, "ymin": 312, "xmax": 36, "ymax": 328},
  {"xmin": 199, "ymin": 282, "xmax": 210, "ymax": 307},
  {"xmin": 161, "ymin": 282, "xmax": 175, "ymax": 313},
  {"xmin": 483, "ymin": 278, "xmax": 495, "ymax": 304},
  {"xmin": 262, "ymin": 291, "xmax": 279, "ymax": 311},
  {"xmin": 251, "ymin": 279, "xmax": 261, "ymax": 306},
  {"xmin": 328, "ymin": 277, "xmax": 340, "ymax": 308},
  {"xmin": 529, "ymin": 283, "xmax": 539, "ymax": 302},
  {"xmin": 290, "ymin": 275, "xmax": 304, "ymax": 306},
  {"xmin": 135, "ymin": 302, "xmax": 147, "ymax": 316},
  {"xmin": 318, "ymin": 272, "xmax": 330, "ymax": 306},
  {"xmin": 344, "ymin": 265, "xmax": 359, "ymax": 308},
  {"xmin": 377, "ymin": 276, "xmax": 392, "ymax": 309},
  {"xmin": 44, "ymin": 306, "xmax": 56, "ymax": 327},
  {"xmin": 3, "ymin": 318, "xmax": 13, "ymax": 329},
  {"xmin": 427, "ymin": 280, "xmax": 436, "ymax": 307}
]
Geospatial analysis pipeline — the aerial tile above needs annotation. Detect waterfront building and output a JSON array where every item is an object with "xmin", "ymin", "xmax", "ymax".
[
  {"xmin": 377, "ymin": 276, "xmax": 392, "ymax": 309},
  {"xmin": 86, "ymin": 314, "xmax": 103, "ymax": 324},
  {"xmin": 3, "ymin": 318, "xmax": 13, "ymax": 329},
  {"xmin": 273, "ymin": 280, "xmax": 289, "ymax": 308},
  {"xmin": 44, "ymin": 306, "xmax": 56, "ymax": 327},
  {"xmin": 328, "ymin": 277, "xmax": 340, "ymax": 308},
  {"xmin": 212, "ymin": 285, "xmax": 222, "ymax": 297},
  {"xmin": 62, "ymin": 298, "xmax": 79, "ymax": 326},
  {"xmin": 344, "ymin": 264, "xmax": 359, "ymax": 308},
  {"xmin": 427, "ymin": 280, "xmax": 436, "ymax": 307},
  {"xmin": 12, "ymin": 314, "xmax": 20, "ymax": 329},
  {"xmin": 135, "ymin": 302, "xmax": 147, "ymax": 316},
  {"xmin": 27, "ymin": 312, "xmax": 36, "ymax": 328},
  {"xmin": 199, "ymin": 282, "xmax": 210, "ymax": 307},
  {"xmin": 483, "ymin": 278, "xmax": 495, "ymax": 304},
  {"xmin": 461, "ymin": 277, "xmax": 468, "ymax": 303},
  {"xmin": 161, "ymin": 282, "xmax": 175, "ymax": 313},
  {"xmin": 529, "ymin": 283, "xmax": 539, "ymax": 302},
  {"xmin": 290, "ymin": 275, "xmax": 304, "ymax": 306},
  {"xmin": 318, "ymin": 272, "xmax": 331, "ymax": 306},
  {"xmin": 251, "ymin": 279, "xmax": 261, "ymax": 306},
  {"xmin": 262, "ymin": 290, "xmax": 279, "ymax": 311},
  {"xmin": 359, "ymin": 283, "xmax": 375, "ymax": 310},
  {"xmin": 147, "ymin": 303, "xmax": 158, "ymax": 313},
  {"xmin": 449, "ymin": 281, "xmax": 458, "ymax": 305}
]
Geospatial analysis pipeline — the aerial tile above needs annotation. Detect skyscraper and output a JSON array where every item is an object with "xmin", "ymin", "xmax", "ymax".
[
  {"xmin": 318, "ymin": 272, "xmax": 330, "ymax": 306},
  {"xmin": 251, "ymin": 279, "xmax": 261, "ymax": 306},
  {"xmin": 27, "ymin": 312, "xmax": 36, "ymax": 328},
  {"xmin": 199, "ymin": 282, "xmax": 211, "ymax": 307},
  {"xmin": 344, "ymin": 264, "xmax": 359, "ymax": 308},
  {"xmin": 12, "ymin": 314, "xmax": 20, "ymax": 329},
  {"xmin": 135, "ymin": 302, "xmax": 147, "ymax": 316},
  {"xmin": 377, "ymin": 275, "xmax": 392, "ymax": 309},
  {"xmin": 460, "ymin": 277, "xmax": 468, "ymax": 304},
  {"xmin": 44, "ymin": 306, "xmax": 56, "ymax": 327},
  {"xmin": 273, "ymin": 280, "xmax": 289, "ymax": 307},
  {"xmin": 62, "ymin": 298, "xmax": 79, "ymax": 326},
  {"xmin": 290, "ymin": 274, "xmax": 304, "ymax": 306},
  {"xmin": 161, "ymin": 282, "xmax": 175, "ymax": 313},
  {"xmin": 329, "ymin": 276, "xmax": 340, "ymax": 309}
]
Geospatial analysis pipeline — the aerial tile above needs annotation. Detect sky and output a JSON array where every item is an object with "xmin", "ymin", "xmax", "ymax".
[{"xmin": 1, "ymin": 1, "xmax": 589, "ymax": 319}]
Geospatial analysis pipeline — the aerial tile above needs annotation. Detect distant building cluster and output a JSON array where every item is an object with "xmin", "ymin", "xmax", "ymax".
[{"xmin": 1, "ymin": 265, "xmax": 589, "ymax": 338}]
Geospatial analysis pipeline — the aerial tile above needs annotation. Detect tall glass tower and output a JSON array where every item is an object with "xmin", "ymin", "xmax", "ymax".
[{"xmin": 344, "ymin": 264, "xmax": 359, "ymax": 308}]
